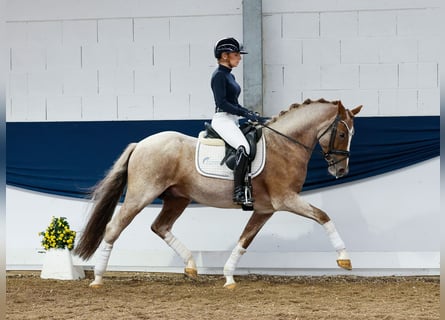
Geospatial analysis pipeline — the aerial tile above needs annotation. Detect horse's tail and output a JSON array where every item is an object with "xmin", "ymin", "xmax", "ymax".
[{"xmin": 74, "ymin": 142, "xmax": 138, "ymax": 260}]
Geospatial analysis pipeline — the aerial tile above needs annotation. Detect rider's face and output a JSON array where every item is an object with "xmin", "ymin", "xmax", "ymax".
[{"xmin": 221, "ymin": 52, "xmax": 241, "ymax": 68}]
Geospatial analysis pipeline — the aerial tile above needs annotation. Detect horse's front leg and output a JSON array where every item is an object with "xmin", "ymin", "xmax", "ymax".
[
  {"xmin": 283, "ymin": 196, "xmax": 352, "ymax": 270},
  {"xmin": 224, "ymin": 211, "xmax": 274, "ymax": 289}
]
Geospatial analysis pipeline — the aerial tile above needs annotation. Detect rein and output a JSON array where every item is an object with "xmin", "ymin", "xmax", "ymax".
[{"xmin": 259, "ymin": 122, "xmax": 313, "ymax": 153}]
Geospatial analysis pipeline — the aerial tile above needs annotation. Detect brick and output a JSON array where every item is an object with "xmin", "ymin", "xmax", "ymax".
[
  {"xmin": 418, "ymin": 63, "xmax": 438, "ymax": 88},
  {"xmin": 264, "ymin": 64, "xmax": 284, "ymax": 91},
  {"xmin": 378, "ymin": 89, "xmax": 418, "ymax": 115},
  {"xmin": 117, "ymin": 95, "xmax": 153, "ymax": 120},
  {"xmin": 359, "ymin": 11, "xmax": 397, "ymax": 37},
  {"xmin": 171, "ymin": 15, "xmax": 241, "ymax": 43},
  {"xmin": 5, "ymin": 22, "xmax": 27, "ymax": 47},
  {"xmin": 9, "ymin": 95, "xmax": 46, "ymax": 121},
  {"xmin": 360, "ymin": 64, "xmax": 397, "ymax": 89},
  {"xmin": 418, "ymin": 38, "xmax": 440, "ymax": 63},
  {"xmin": 46, "ymin": 96, "xmax": 82, "ymax": 121},
  {"xmin": 117, "ymin": 44, "xmax": 153, "ymax": 68},
  {"xmin": 399, "ymin": 63, "xmax": 438, "ymax": 89},
  {"xmin": 81, "ymin": 44, "xmax": 118, "ymax": 69},
  {"xmin": 263, "ymin": 89, "xmax": 302, "ymax": 117},
  {"xmin": 302, "ymin": 39, "xmax": 340, "ymax": 65},
  {"xmin": 378, "ymin": 38, "xmax": 417, "ymax": 63},
  {"xmin": 82, "ymin": 95, "xmax": 118, "ymax": 120},
  {"xmin": 263, "ymin": 14, "xmax": 282, "ymax": 41},
  {"xmin": 153, "ymin": 93, "xmax": 190, "ymax": 120},
  {"xmin": 321, "ymin": 65, "xmax": 359, "ymax": 90},
  {"xmin": 98, "ymin": 69, "xmax": 134, "ymax": 95},
  {"xmin": 418, "ymin": 88, "xmax": 439, "ymax": 115},
  {"xmin": 134, "ymin": 18, "xmax": 170, "ymax": 44},
  {"xmin": 26, "ymin": 21, "xmax": 62, "ymax": 46},
  {"xmin": 341, "ymin": 39, "xmax": 379, "ymax": 64},
  {"xmin": 285, "ymin": 64, "xmax": 321, "ymax": 90},
  {"xmin": 264, "ymin": 39, "xmax": 302, "ymax": 66},
  {"xmin": 11, "ymin": 47, "xmax": 46, "ymax": 72},
  {"xmin": 398, "ymin": 9, "xmax": 440, "ymax": 37},
  {"xmin": 190, "ymin": 42, "xmax": 217, "ymax": 68},
  {"xmin": 398, "ymin": 63, "xmax": 418, "ymax": 88},
  {"xmin": 98, "ymin": 19, "xmax": 133, "ymax": 44},
  {"xmin": 134, "ymin": 67, "xmax": 170, "ymax": 95},
  {"xmin": 63, "ymin": 70, "xmax": 98, "ymax": 95},
  {"xmin": 46, "ymin": 45, "xmax": 81, "ymax": 70},
  {"xmin": 283, "ymin": 13, "xmax": 319, "ymax": 39},
  {"xmin": 28, "ymin": 71, "xmax": 63, "ymax": 96},
  {"xmin": 62, "ymin": 20, "xmax": 97, "ymax": 45},
  {"xmin": 189, "ymin": 91, "xmax": 214, "ymax": 119},
  {"xmin": 8, "ymin": 72, "xmax": 28, "ymax": 97},
  {"xmin": 153, "ymin": 43, "xmax": 189, "ymax": 67},
  {"xmin": 320, "ymin": 12, "xmax": 358, "ymax": 37},
  {"xmin": 170, "ymin": 66, "xmax": 213, "ymax": 94}
]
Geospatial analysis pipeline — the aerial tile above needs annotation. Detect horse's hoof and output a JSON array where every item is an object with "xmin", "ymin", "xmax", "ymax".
[
  {"xmin": 224, "ymin": 283, "xmax": 237, "ymax": 290},
  {"xmin": 89, "ymin": 282, "xmax": 103, "ymax": 289},
  {"xmin": 184, "ymin": 268, "xmax": 198, "ymax": 279},
  {"xmin": 337, "ymin": 259, "xmax": 352, "ymax": 270}
]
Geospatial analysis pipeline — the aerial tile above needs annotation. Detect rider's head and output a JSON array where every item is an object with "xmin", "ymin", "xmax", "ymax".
[{"xmin": 214, "ymin": 37, "xmax": 247, "ymax": 68}]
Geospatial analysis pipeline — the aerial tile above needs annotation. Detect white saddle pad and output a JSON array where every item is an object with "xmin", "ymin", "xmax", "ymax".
[{"xmin": 195, "ymin": 131, "xmax": 266, "ymax": 180}]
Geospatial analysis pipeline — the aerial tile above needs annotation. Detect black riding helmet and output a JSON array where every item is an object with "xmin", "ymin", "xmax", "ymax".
[{"xmin": 214, "ymin": 37, "xmax": 248, "ymax": 59}]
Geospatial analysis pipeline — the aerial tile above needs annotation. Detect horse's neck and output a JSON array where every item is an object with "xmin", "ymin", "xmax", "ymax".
[{"xmin": 268, "ymin": 103, "xmax": 336, "ymax": 143}]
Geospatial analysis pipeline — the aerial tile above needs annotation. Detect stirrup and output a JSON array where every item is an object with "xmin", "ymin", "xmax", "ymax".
[{"xmin": 233, "ymin": 186, "xmax": 254, "ymax": 211}]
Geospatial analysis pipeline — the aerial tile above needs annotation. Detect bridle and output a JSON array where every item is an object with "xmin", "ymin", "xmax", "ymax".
[
  {"xmin": 317, "ymin": 114, "xmax": 354, "ymax": 167},
  {"xmin": 259, "ymin": 113, "xmax": 354, "ymax": 168}
]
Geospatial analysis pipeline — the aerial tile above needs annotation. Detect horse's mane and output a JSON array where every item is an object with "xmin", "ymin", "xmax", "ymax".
[{"xmin": 265, "ymin": 98, "xmax": 344, "ymax": 125}]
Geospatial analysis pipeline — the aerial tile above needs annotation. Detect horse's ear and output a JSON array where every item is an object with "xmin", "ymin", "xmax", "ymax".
[
  {"xmin": 338, "ymin": 101, "xmax": 347, "ymax": 117},
  {"xmin": 350, "ymin": 105, "xmax": 363, "ymax": 116}
]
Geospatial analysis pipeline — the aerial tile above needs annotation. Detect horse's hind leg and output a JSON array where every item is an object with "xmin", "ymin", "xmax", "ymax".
[
  {"xmin": 150, "ymin": 195, "xmax": 197, "ymax": 278},
  {"xmin": 224, "ymin": 211, "xmax": 274, "ymax": 289},
  {"xmin": 89, "ymin": 198, "xmax": 151, "ymax": 288}
]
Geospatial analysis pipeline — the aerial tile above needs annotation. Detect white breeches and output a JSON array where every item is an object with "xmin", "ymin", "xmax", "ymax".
[{"xmin": 211, "ymin": 112, "xmax": 250, "ymax": 155}]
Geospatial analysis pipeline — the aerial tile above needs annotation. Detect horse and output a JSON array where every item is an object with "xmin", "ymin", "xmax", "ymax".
[{"xmin": 75, "ymin": 98, "xmax": 362, "ymax": 289}]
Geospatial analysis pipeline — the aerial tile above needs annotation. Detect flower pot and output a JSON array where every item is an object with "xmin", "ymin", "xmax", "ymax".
[{"xmin": 40, "ymin": 248, "xmax": 85, "ymax": 280}]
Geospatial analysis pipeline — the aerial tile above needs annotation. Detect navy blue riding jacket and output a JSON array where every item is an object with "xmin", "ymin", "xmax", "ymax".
[{"xmin": 211, "ymin": 64, "xmax": 250, "ymax": 117}]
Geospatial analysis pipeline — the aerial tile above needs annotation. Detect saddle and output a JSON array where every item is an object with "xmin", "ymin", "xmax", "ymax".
[{"xmin": 203, "ymin": 122, "xmax": 262, "ymax": 170}]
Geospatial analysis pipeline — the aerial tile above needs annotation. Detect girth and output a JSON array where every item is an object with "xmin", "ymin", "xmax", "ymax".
[{"xmin": 204, "ymin": 122, "xmax": 262, "ymax": 170}]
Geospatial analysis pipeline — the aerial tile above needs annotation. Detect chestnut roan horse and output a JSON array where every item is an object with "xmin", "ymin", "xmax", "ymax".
[{"xmin": 75, "ymin": 99, "xmax": 362, "ymax": 289}]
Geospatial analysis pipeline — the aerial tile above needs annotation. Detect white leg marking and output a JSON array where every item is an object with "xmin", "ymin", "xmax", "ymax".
[
  {"xmin": 223, "ymin": 243, "xmax": 246, "ymax": 287},
  {"xmin": 90, "ymin": 241, "xmax": 113, "ymax": 287},
  {"xmin": 323, "ymin": 220, "xmax": 345, "ymax": 251},
  {"xmin": 164, "ymin": 231, "xmax": 196, "ymax": 270},
  {"xmin": 323, "ymin": 220, "xmax": 350, "ymax": 260}
]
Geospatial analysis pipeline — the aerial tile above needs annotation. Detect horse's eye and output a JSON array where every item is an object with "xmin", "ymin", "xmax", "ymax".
[{"xmin": 339, "ymin": 132, "xmax": 346, "ymax": 139}]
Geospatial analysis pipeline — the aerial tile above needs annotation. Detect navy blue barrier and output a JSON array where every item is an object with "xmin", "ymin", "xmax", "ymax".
[{"xmin": 6, "ymin": 116, "xmax": 439, "ymax": 200}]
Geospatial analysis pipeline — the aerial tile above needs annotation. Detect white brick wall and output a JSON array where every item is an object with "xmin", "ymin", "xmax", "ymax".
[
  {"xmin": 263, "ymin": 0, "xmax": 440, "ymax": 116},
  {"xmin": 5, "ymin": 0, "xmax": 440, "ymax": 121},
  {"xmin": 6, "ymin": 1, "xmax": 241, "ymax": 121}
]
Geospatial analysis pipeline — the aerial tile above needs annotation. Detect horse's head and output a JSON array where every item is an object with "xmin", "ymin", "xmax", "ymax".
[{"xmin": 318, "ymin": 102, "xmax": 362, "ymax": 178}]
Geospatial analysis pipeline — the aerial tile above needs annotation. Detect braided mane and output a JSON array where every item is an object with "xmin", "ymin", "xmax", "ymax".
[{"xmin": 266, "ymin": 98, "xmax": 344, "ymax": 125}]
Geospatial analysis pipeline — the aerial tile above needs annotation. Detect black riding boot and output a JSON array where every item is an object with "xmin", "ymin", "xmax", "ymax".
[{"xmin": 233, "ymin": 146, "xmax": 249, "ymax": 204}]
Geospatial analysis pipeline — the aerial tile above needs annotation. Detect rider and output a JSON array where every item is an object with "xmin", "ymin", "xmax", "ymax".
[{"xmin": 210, "ymin": 37, "xmax": 259, "ymax": 205}]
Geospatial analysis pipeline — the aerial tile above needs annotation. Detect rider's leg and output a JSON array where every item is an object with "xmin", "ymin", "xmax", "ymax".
[
  {"xmin": 211, "ymin": 112, "xmax": 250, "ymax": 154},
  {"xmin": 232, "ymin": 146, "xmax": 249, "ymax": 204},
  {"xmin": 211, "ymin": 112, "xmax": 251, "ymax": 204}
]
